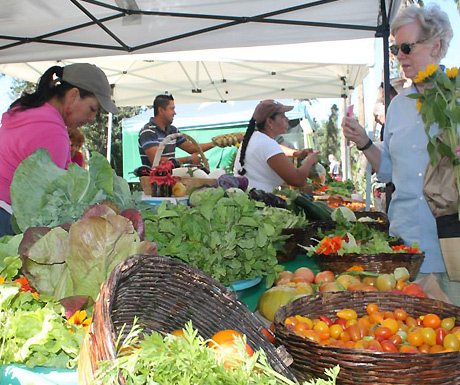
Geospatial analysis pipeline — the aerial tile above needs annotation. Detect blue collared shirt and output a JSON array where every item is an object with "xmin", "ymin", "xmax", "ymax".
[{"xmin": 378, "ymin": 85, "xmax": 446, "ymax": 273}]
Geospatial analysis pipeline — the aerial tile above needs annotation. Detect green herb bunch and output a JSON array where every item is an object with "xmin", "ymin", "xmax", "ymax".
[
  {"xmin": 94, "ymin": 320, "xmax": 339, "ymax": 385},
  {"xmin": 144, "ymin": 188, "xmax": 288, "ymax": 287}
]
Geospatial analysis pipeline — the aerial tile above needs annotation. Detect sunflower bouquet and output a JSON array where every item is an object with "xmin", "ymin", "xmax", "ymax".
[{"xmin": 409, "ymin": 64, "xmax": 460, "ymax": 217}]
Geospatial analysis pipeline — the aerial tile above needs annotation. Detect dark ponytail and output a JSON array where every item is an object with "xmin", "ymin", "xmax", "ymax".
[
  {"xmin": 238, "ymin": 118, "xmax": 257, "ymax": 175},
  {"xmin": 9, "ymin": 65, "xmax": 93, "ymax": 112}
]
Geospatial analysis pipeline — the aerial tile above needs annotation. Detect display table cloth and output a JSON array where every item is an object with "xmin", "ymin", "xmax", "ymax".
[{"xmin": 0, "ymin": 365, "xmax": 78, "ymax": 385}]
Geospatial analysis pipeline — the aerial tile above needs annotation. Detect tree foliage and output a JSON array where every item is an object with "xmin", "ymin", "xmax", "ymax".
[{"xmin": 315, "ymin": 104, "xmax": 341, "ymax": 163}]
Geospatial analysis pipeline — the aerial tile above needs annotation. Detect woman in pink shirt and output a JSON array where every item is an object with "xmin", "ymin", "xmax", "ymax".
[{"xmin": 0, "ymin": 63, "xmax": 118, "ymax": 237}]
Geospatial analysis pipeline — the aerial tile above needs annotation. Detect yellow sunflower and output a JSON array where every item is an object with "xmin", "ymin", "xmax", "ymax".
[{"xmin": 446, "ymin": 67, "xmax": 459, "ymax": 79}]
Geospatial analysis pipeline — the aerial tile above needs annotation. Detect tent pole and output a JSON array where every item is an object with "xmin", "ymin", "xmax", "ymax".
[
  {"xmin": 380, "ymin": 0, "xmax": 391, "ymax": 112},
  {"xmin": 107, "ymin": 112, "xmax": 113, "ymax": 163}
]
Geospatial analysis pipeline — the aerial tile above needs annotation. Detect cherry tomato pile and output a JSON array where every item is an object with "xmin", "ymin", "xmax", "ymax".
[{"xmin": 284, "ymin": 304, "xmax": 460, "ymax": 353}]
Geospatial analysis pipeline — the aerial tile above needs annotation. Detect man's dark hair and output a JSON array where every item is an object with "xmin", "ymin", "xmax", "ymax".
[{"xmin": 153, "ymin": 94, "xmax": 174, "ymax": 116}]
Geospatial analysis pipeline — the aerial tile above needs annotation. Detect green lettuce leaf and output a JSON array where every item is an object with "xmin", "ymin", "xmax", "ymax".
[
  {"xmin": 20, "ymin": 207, "xmax": 157, "ymax": 301},
  {"xmin": 10, "ymin": 149, "xmax": 138, "ymax": 232}
]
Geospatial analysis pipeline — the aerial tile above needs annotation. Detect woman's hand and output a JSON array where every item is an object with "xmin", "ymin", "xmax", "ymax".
[
  {"xmin": 293, "ymin": 148, "xmax": 313, "ymax": 159},
  {"xmin": 304, "ymin": 150, "xmax": 319, "ymax": 166},
  {"xmin": 342, "ymin": 117, "xmax": 369, "ymax": 148},
  {"xmin": 455, "ymin": 145, "xmax": 460, "ymax": 160}
]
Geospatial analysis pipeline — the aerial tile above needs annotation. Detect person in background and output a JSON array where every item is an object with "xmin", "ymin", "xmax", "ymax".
[
  {"xmin": 68, "ymin": 127, "xmax": 87, "ymax": 168},
  {"xmin": 0, "ymin": 63, "xmax": 118, "ymax": 237},
  {"xmin": 341, "ymin": 4, "xmax": 460, "ymax": 305},
  {"xmin": 328, "ymin": 154, "xmax": 341, "ymax": 181},
  {"xmin": 138, "ymin": 94, "xmax": 215, "ymax": 167},
  {"xmin": 234, "ymin": 99, "xmax": 318, "ymax": 192}
]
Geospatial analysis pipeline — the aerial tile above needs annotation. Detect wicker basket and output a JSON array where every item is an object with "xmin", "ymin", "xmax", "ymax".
[
  {"xmin": 140, "ymin": 132, "xmax": 211, "ymax": 196},
  {"xmin": 275, "ymin": 291, "xmax": 460, "ymax": 384},
  {"xmin": 314, "ymin": 251, "xmax": 425, "ymax": 280},
  {"xmin": 276, "ymin": 228, "xmax": 308, "ymax": 262},
  {"xmin": 299, "ymin": 220, "xmax": 390, "ymax": 248},
  {"xmin": 78, "ymin": 254, "xmax": 297, "ymax": 384}
]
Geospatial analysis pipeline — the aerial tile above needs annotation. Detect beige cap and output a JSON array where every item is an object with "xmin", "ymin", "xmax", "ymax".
[
  {"xmin": 253, "ymin": 99, "xmax": 293, "ymax": 123},
  {"xmin": 62, "ymin": 63, "xmax": 119, "ymax": 114}
]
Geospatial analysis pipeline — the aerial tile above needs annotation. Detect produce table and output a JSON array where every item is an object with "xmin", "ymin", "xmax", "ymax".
[
  {"xmin": 238, "ymin": 255, "xmax": 320, "ymax": 312},
  {"xmin": 0, "ymin": 365, "xmax": 78, "ymax": 385},
  {"xmin": 0, "ymin": 256, "xmax": 316, "ymax": 385}
]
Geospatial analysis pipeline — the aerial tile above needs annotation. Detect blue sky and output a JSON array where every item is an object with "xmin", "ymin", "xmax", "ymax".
[{"xmin": 0, "ymin": 0, "xmax": 459, "ymax": 122}]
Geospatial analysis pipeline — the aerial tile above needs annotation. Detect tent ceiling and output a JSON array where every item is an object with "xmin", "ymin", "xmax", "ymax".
[
  {"xmin": 0, "ymin": 0, "xmax": 400, "ymax": 64},
  {"xmin": 0, "ymin": 38, "xmax": 373, "ymax": 105}
]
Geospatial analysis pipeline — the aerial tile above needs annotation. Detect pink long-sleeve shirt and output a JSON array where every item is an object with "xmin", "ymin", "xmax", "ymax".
[{"xmin": 0, "ymin": 103, "xmax": 71, "ymax": 205}]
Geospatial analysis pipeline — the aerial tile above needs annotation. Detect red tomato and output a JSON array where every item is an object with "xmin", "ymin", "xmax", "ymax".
[
  {"xmin": 335, "ymin": 318, "xmax": 347, "ymax": 328},
  {"xmin": 381, "ymin": 340, "xmax": 398, "ymax": 353},
  {"xmin": 314, "ymin": 271, "xmax": 335, "ymax": 285},
  {"xmin": 319, "ymin": 315, "xmax": 334, "ymax": 326},
  {"xmin": 436, "ymin": 328, "xmax": 447, "ymax": 346},
  {"xmin": 374, "ymin": 327, "xmax": 393, "ymax": 339}
]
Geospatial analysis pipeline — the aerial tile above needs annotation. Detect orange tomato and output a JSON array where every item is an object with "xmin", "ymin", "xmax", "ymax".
[
  {"xmin": 394, "ymin": 309, "xmax": 407, "ymax": 321},
  {"xmin": 381, "ymin": 319, "xmax": 399, "ymax": 335},
  {"xmin": 407, "ymin": 331, "xmax": 424, "ymax": 347},
  {"xmin": 423, "ymin": 314, "xmax": 441, "ymax": 329},
  {"xmin": 211, "ymin": 340, "xmax": 253, "ymax": 369},
  {"xmin": 209, "ymin": 329, "xmax": 243, "ymax": 348},
  {"xmin": 262, "ymin": 328, "xmax": 275, "ymax": 344},
  {"xmin": 171, "ymin": 329, "xmax": 185, "ymax": 338}
]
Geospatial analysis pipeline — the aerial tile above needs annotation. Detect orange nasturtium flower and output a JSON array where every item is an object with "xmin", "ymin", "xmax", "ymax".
[
  {"xmin": 0, "ymin": 276, "xmax": 5, "ymax": 284},
  {"xmin": 391, "ymin": 245, "xmax": 420, "ymax": 253},
  {"xmin": 316, "ymin": 235, "xmax": 343, "ymax": 255},
  {"xmin": 68, "ymin": 310, "xmax": 92, "ymax": 328},
  {"xmin": 415, "ymin": 99, "xmax": 423, "ymax": 110}
]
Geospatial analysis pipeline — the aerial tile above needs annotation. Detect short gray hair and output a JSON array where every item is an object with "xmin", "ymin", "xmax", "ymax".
[{"xmin": 390, "ymin": 4, "xmax": 453, "ymax": 60}]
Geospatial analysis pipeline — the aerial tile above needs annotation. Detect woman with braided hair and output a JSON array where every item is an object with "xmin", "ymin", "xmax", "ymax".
[{"xmin": 234, "ymin": 99, "xmax": 318, "ymax": 192}]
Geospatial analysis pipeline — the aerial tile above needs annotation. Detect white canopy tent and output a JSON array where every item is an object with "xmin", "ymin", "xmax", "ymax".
[
  {"xmin": 0, "ymin": 38, "xmax": 374, "ymax": 105},
  {"xmin": 0, "ymin": 0, "xmax": 401, "ymax": 183}
]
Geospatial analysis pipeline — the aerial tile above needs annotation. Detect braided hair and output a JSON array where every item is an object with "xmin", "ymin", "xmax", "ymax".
[
  {"xmin": 10, "ymin": 65, "xmax": 93, "ymax": 113},
  {"xmin": 238, "ymin": 114, "xmax": 275, "ymax": 175}
]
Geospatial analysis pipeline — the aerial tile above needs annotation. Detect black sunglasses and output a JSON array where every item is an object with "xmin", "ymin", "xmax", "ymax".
[{"xmin": 390, "ymin": 40, "xmax": 425, "ymax": 55}]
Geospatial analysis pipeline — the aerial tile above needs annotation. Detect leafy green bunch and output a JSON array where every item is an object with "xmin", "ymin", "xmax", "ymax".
[
  {"xmin": 10, "ymin": 148, "xmax": 145, "ymax": 232},
  {"xmin": 0, "ymin": 282, "xmax": 85, "ymax": 369},
  {"xmin": 144, "ymin": 188, "xmax": 288, "ymax": 287},
  {"xmin": 94, "ymin": 320, "xmax": 339, "ymax": 385}
]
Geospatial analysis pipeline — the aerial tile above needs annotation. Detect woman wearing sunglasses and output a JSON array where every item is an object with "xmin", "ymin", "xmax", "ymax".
[{"xmin": 342, "ymin": 4, "xmax": 459, "ymax": 305}]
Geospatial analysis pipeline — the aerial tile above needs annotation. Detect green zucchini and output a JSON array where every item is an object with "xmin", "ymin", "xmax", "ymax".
[{"xmin": 294, "ymin": 194, "xmax": 333, "ymax": 221}]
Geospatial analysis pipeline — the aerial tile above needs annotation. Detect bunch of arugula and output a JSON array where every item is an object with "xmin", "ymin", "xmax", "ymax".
[
  {"xmin": 144, "ymin": 188, "xmax": 289, "ymax": 287},
  {"xmin": 0, "ymin": 282, "xmax": 85, "ymax": 369},
  {"xmin": 94, "ymin": 320, "xmax": 339, "ymax": 385}
]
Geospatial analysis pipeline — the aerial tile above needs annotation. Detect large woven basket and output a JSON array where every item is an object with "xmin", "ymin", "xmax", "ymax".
[
  {"xmin": 313, "ymin": 251, "xmax": 425, "ymax": 280},
  {"xmin": 78, "ymin": 254, "xmax": 297, "ymax": 384},
  {"xmin": 275, "ymin": 291, "xmax": 460, "ymax": 384}
]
